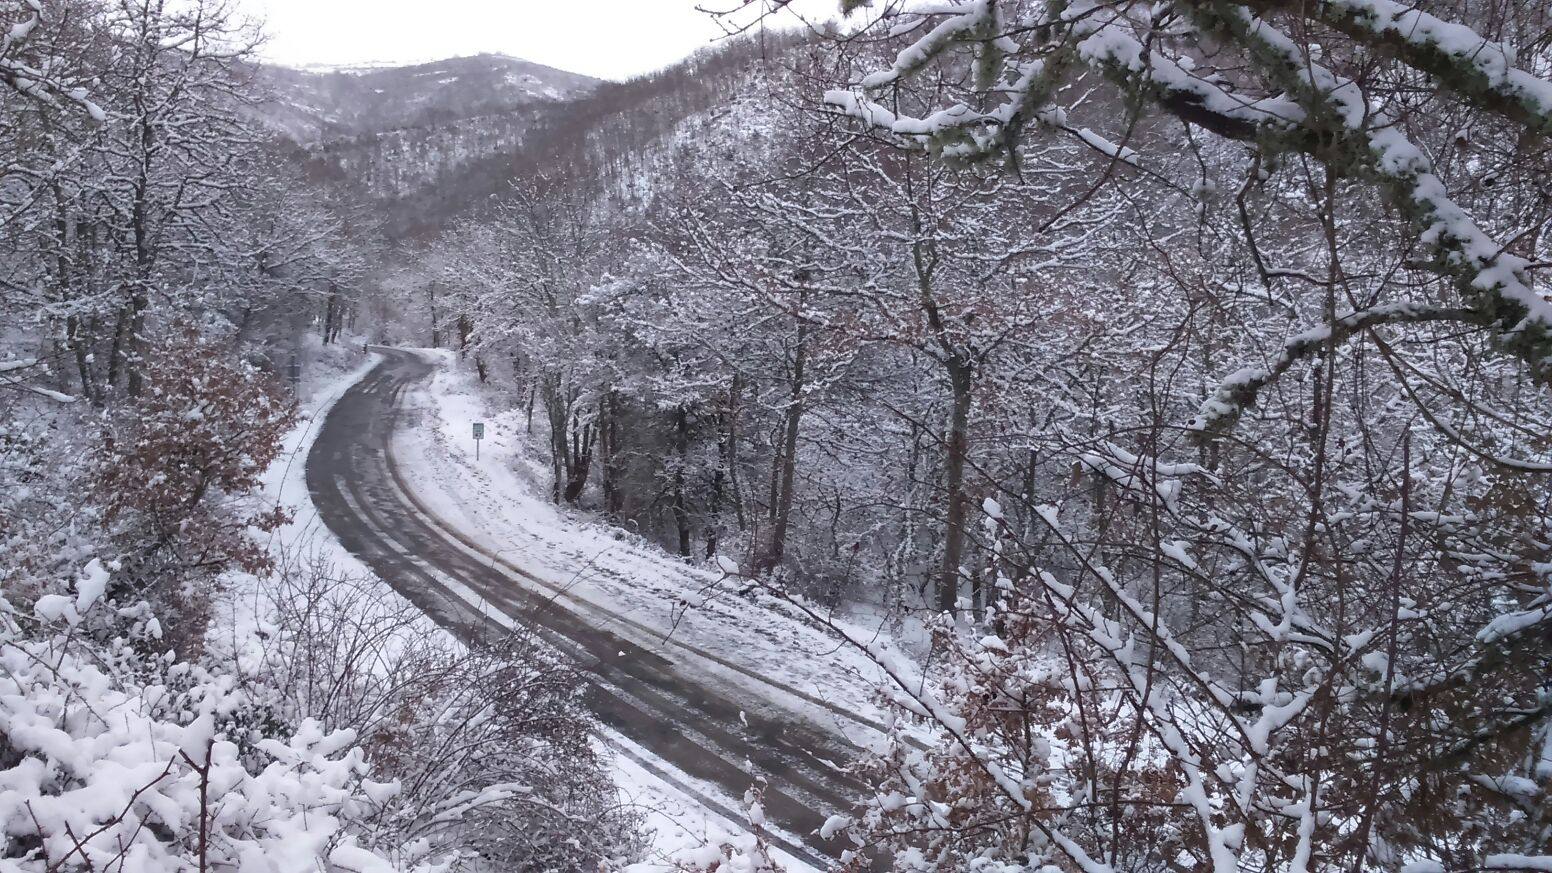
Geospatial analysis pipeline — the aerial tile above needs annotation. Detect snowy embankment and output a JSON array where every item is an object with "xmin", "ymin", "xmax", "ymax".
[
  {"xmin": 253, "ymin": 338, "xmax": 383, "ymax": 581},
  {"xmin": 256, "ymin": 341, "xmax": 826, "ymax": 871},
  {"xmin": 387, "ymin": 350, "xmax": 899, "ymax": 739},
  {"xmin": 3, "ymin": 339, "xmax": 407, "ymax": 873}
]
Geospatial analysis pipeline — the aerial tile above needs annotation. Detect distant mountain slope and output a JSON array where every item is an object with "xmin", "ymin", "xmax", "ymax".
[
  {"xmin": 256, "ymin": 53, "xmax": 599, "ymax": 142},
  {"xmin": 250, "ymin": 54, "xmax": 598, "ymax": 217},
  {"xmin": 253, "ymin": 38, "xmax": 801, "ymax": 239},
  {"xmin": 395, "ymin": 32, "xmax": 811, "ymax": 230}
]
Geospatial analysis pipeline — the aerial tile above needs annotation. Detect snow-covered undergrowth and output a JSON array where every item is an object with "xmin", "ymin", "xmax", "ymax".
[
  {"xmin": 3, "ymin": 564, "xmax": 413, "ymax": 873},
  {"xmin": 0, "ymin": 342, "xmax": 424, "ymax": 872},
  {"xmin": 0, "ymin": 339, "xmax": 636, "ymax": 871}
]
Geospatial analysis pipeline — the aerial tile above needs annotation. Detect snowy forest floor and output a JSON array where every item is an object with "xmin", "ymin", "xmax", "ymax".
[{"xmin": 256, "ymin": 342, "xmax": 903, "ymax": 869}]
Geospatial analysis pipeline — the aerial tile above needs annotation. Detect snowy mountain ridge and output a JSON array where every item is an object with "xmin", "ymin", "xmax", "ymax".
[
  {"xmin": 268, "ymin": 35, "xmax": 800, "ymax": 237},
  {"xmin": 254, "ymin": 53, "xmax": 599, "ymax": 143},
  {"xmin": 249, "ymin": 53, "xmax": 601, "ymax": 226}
]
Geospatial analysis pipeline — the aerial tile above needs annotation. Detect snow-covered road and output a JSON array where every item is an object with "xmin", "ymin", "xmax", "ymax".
[{"xmin": 304, "ymin": 347, "xmax": 889, "ymax": 868}]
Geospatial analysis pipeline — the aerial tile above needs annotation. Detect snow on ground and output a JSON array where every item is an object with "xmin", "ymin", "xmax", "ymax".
[
  {"xmin": 236, "ymin": 339, "xmax": 818, "ymax": 868},
  {"xmin": 611, "ymin": 727, "xmax": 820, "ymax": 873},
  {"xmin": 388, "ymin": 348, "xmax": 903, "ymax": 744}
]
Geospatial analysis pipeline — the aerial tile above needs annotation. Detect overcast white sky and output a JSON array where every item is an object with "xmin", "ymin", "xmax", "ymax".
[{"xmin": 242, "ymin": 0, "xmax": 835, "ymax": 81}]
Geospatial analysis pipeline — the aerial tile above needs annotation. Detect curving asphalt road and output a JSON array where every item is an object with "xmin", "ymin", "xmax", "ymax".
[{"xmin": 305, "ymin": 348, "xmax": 874, "ymax": 868}]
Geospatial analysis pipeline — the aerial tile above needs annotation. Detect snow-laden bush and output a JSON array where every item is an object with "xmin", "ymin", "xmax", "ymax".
[
  {"xmin": 0, "ymin": 561, "xmax": 431, "ymax": 872},
  {"xmin": 235, "ymin": 557, "xmax": 643, "ymax": 870},
  {"xmin": 1, "ymin": 552, "xmax": 646, "ymax": 871},
  {"xmin": 92, "ymin": 327, "xmax": 297, "ymax": 657}
]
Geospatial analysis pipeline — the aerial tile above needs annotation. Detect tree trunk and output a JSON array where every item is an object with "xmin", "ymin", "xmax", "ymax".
[
  {"xmin": 322, "ymin": 288, "xmax": 339, "ymax": 344},
  {"xmin": 67, "ymin": 315, "xmax": 95, "ymax": 405},
  {"xmin": 546, "ymin": 376, "xmax": 595, "ymax": 505},
  {"xmin": 724, "ymin": 372, "xmax": 747, "ymax": 533},
  {"xmin": 600, "ymin": 392, "xmax": 623, "ymax": 517},
  {"xmin": 757, "ymin": 320, "xmax": 807, "ymax": 571},
  {"xmin": 428, "ymin": 284, "xmax": 442, "ymax": 348},
  {"xmin": 706, "ymin": 410, "xmax": 731, "ymax": 559},
  {"xmin": 545, "ymin": 378, "xmax": 566, "ymax": 503},
  {"xmin": 457, "ymin": 314, "xmax": 473, "ymax": 354},
  {"xmin": 125, "ymin": 289, "xmax": 149, "ymax": 398},
  {"xmin": 124, "ymin": 110, "xmax": 153, "ymax": 398},
  {"xmin": 673, "ymin": 406, "xmax": 692, "ymax": 557},
  {"xmin": 938, "ymin": 356, "xmax": 973, "ymax": 614},
  {"xmin": 562, "ymin": 410, "xmax": 594, "ymax": 504},
  {"xmin": 106, "ymin": 304, "xmax": 128, "ymax": 391},
  {"xmin": 52, "ymin": 187, "xmax": 96, "ymax": 405},
  {"xmin": 706, "ymin": 463, "xmax": 725, "ymax": 559}
]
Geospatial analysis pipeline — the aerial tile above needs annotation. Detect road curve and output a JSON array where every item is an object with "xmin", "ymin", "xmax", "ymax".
[{"xmin": 305, "ymin": 348, "xmax": 871, "ymax": 868}]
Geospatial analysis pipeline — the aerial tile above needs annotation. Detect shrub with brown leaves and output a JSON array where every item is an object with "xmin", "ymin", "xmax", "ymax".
[{"xmin": 95, "ymin": 326, "xmax": 296, "ymax": 645}]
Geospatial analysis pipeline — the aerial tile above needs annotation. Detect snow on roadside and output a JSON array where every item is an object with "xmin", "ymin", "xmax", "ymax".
[
  {"xmin": 207, "ymin": 338, "xmax": 387, "ymax": 681},
  {"xmin": 388, "ymin": 348, "xmax": 902, "ymax": 742},
  {"xmin": 611, "ymin": 727, "xmax": 821, "ymax": 873},
  {"xmin": 258, "ymin": 336, "xmax": 383, "ymax": 577}
]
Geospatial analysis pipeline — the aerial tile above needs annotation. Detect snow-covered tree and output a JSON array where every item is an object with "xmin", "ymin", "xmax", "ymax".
[{"xmin": 737, "ymin": 1, "xmax": 1552, "ymax": 869}]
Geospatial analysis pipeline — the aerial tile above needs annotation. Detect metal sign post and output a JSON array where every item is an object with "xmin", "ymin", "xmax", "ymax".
[{"xmin": 472, "ymin": 422, "xmax": 484, "ymax": 460}]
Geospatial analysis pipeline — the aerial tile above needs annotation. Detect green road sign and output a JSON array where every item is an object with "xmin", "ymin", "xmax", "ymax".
[{"xmin": 472, "ymin": 422, "xmax": 485, "ymax": 440}]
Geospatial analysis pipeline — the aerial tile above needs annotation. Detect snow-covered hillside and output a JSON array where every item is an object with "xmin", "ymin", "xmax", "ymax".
[
  {"xmin": 249, "ymin": 54, "xmax": 600, "ymax": 215},
  {"xmin": 255, "ymin": 53, "xmax": 598, "ymax": 142}
]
